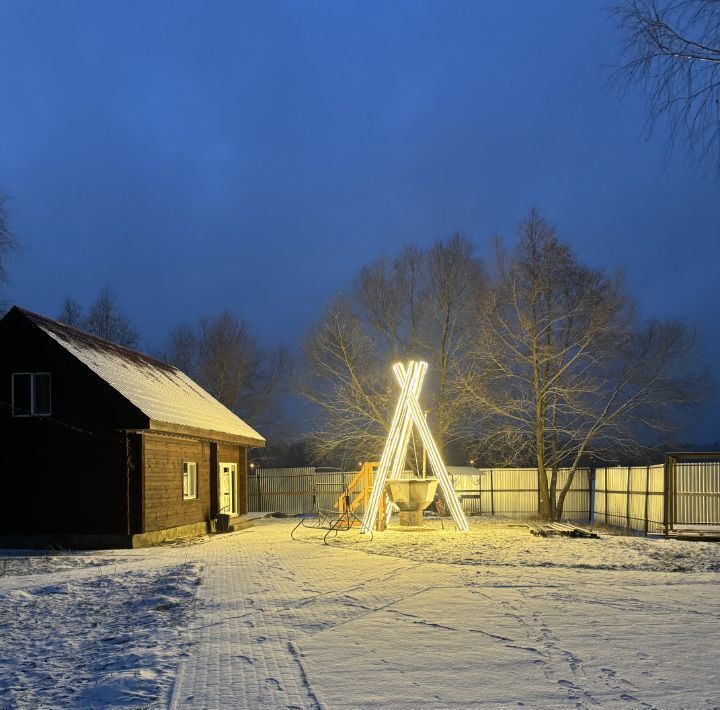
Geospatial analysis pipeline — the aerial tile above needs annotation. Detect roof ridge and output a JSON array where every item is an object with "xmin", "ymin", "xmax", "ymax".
[{"xmin": 14, "ymin": 305, "xmax": 176, "ymax": 372}]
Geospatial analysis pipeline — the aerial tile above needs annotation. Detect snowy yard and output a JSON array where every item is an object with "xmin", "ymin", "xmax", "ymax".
[
  {"xmin": 330, "ymin": 517, "xmax": 720, "ymax": 573},
  {"xmin": 1, "ymin": 518, "xmax": 719, "ymax": 709},
  {"xmin": 0, "ymin": 548, "xmax": 202, "ymax": 709}
]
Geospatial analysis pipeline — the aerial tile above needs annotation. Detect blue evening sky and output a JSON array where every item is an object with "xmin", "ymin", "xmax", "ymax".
[{"xmin": 0, "ymin": 1, "xmax": 718, "ymax": 440}]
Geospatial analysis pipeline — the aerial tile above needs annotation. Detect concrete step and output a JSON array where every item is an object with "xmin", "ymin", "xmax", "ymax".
[{"xmin": 229, "ymin": 515, "xmax": 254, "ymax": 532}]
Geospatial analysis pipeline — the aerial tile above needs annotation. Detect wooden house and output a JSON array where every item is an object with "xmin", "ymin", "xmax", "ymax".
[{"xmin": 0, "ymin": 306, "xmax": 265, "ymax": 548}]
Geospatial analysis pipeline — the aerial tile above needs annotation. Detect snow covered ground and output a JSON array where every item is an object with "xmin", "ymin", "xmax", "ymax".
[
  {"xmin": 0, "ymin": 546, "xmax": 203, "ymax": 709},
  {"xmin": 330, "ymin": 516, "xmax": 720, "ymax": 573},
  {"xmin": 1, "ymin": 518, "xmax": 719, "ymax": 709}
]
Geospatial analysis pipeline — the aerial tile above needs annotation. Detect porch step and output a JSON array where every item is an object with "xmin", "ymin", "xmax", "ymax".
[{"xmin": 228, "ymin": 515, "xmax": 254, "ymax": 532}]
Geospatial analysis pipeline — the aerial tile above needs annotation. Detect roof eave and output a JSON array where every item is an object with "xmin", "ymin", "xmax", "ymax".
[{"xmin": 146, "ymin": 420, "xmax": 266, "ymax": 447}]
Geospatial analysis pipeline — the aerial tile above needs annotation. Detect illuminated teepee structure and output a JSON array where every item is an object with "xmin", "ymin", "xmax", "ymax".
[{"xmin": 361, "ymin": 361, "xmax": 469, "ymax": 533}]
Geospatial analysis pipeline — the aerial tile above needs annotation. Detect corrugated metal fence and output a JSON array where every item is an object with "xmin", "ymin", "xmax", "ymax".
[
  {"xmin": 249, "ymin": 468, "xmax": 353, "ymax": 515},
  {"xmin": 250, "ymin": 457, "xmax": 720, "ymax": 534},
  {"xmin": 594, "ymin": 459, "xmax": 720, "ymax": 534},
  {"xmin": 670, "ymin": 458, "xmax": 720, "ymax": 529},
  {"xmin": 249, "ymin": 466, "xmax": 591, "ymax": 520},
  {"xmin": 594, "ymin": 465, "xmax": 665, "ymax": 534},
  {"xmin": 451, "ymin": 468, "xmax": 591, "ymax": 520}
]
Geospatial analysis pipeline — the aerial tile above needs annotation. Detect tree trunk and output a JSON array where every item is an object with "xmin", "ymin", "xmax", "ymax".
[
  {"xmin": 535, "ymin": 397, "xmax": 552, "ymax": 519},
  {"xmin": 536, "ymin": 441, "xmax": 552, "ymax": 519},
  {"xmin": 554, "ymin": 467, "xmax": 577, "ymax": 521},
  {"xmin": 549, "ymin": 466, "xmax": 558, "ymax": 521}
]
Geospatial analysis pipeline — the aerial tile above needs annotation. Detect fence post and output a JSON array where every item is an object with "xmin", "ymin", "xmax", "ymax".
[
  {"xmin": 605, "ymin": 469, "xmax": 609, "ymax": 525},
  {"xmin": 490, "ymin": 469, "xmax": 495, "ymax": 516},
  {"xmin": 257, "ymin": 469, "xmax": 263, "ymax": 512},
  {"xmin": 589, "ymin": 467, "xmax": 595, "ymax": 523},
  {"xmin": 663, "ymin": 456, "xmax": 670, "ymax": 537},
  {"xmin": 644, "ymin": 465, "xmax": 650, "ymax": 536},
  {"xmin": 626, "ymin": 466, "xmax": 632, "ymax": 531},
  {"xmin": 476, "ymin": 472, "xmax": 482, "ymax": 515}
]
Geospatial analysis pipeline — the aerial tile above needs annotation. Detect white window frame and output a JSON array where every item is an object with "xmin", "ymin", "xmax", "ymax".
[
  {"xmin": 11, "ymin": 372, "xmax": 52, "ymax": 417},
  {"xmin": 182, "ymin": 461, "xmax": 198, "ymax": 500}
]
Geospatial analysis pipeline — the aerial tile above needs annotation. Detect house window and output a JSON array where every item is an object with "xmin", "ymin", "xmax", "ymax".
[
  {"xmin": 183, "ymin": 462, "xmax": 198, "ymax": 500},
  {"xmin": 12, "ymin": 373, "xmax": 51, "ymax": 416}
]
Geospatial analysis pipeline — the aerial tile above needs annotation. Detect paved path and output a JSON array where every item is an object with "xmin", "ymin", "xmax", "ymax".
[{"xmin": 169, "ymin": 520, "xmax": 720, "ymax": 710}]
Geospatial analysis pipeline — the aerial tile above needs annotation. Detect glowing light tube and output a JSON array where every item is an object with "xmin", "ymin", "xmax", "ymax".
[
  {"xmin": 383, "ymin": 363, "xmax": 426, "ymax": 527},
  {"xmin": 361, "ymin": 361, "xmax": 423, "ymax": 533},
  {"xmin": 394, "ymin": 362, "xmax": 469, "ymax": 531},
  {"xmin": 362, "ymin": 360, "xmax": 469, "ymax": 533}
]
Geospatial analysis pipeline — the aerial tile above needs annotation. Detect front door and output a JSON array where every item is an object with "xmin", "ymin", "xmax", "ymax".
[{"xmin": 219, "ymin": 462, "xmax": 237, "ymax": 516}]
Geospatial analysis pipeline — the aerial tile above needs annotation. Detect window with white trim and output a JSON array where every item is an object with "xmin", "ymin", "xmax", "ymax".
[
  {"xmin": 183, "ymin": 462, "xmax": 198, "ymax": 500},
  {"xmin": 12, "ymin": 373, "xmax": 51, "ymax": 416}
]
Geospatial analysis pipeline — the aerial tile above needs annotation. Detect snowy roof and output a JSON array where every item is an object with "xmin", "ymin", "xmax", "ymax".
[{"xmin": 15, "ymin": 307, "xmax": 265, "ymax": 446}]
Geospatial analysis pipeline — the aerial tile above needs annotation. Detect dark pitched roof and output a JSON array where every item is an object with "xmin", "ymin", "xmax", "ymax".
[{"xmin": 9, "ymin": 307, "xmax": 265, "ymax": 445}]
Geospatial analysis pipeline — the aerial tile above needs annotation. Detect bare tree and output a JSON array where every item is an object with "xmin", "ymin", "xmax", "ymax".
[
  {"xmin": 612, "ymin": 0, "xmax": 720, "ymax": 170},
  {"xmin": 301, "ymin": 297, "xmax": 394, "ymax": 465},
  {"xmin": 165, "ymin": 323, "xmax": 198, "ymax": 375},
  {"xmin": 84, "ymin": 286, "xmax": 138, "ymax": 347},
  {"xmin": 301, "ymin": 235, "xmax": 485, "ymax": 465},
  {"xmin": 196, "ymin": 312, "xmax": 260, "ymax": 413},
  {"xmin": 57, "ymin": 297, "xmax": 85, "ymax": 328},
  {"xmin": 165, "ymin": 311, "xmax": 288, "ymax": 430},
  {"xmin": 457, "ymin": 209, "xmax": 702, "ymax": 519}
]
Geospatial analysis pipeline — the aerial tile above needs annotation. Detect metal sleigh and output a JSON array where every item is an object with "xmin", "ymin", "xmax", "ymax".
[{"xmin": 290, "ymin": 484, "xmax": 373, "ymax": 545}]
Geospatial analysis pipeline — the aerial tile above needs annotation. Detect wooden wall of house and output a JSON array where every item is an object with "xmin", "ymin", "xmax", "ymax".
[
  {"xmin": 142, "ymin": 434, "xmax": 212, "ymax": 532},
  {"xmin": 0, "ymin": 313, "xmax": 148, "ymax": 536},
  {"xmin": 142, "ymin": 438, "xmax": 249, "ymax": 530},
  {"xmin": 0, "ymin": 420, "xmax": 128, "ymax": 534}
]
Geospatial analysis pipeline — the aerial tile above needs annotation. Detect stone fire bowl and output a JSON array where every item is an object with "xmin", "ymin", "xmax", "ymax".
[{"xmin": 384, "ymin": 478, "xmax": 438, "ymax": 512}]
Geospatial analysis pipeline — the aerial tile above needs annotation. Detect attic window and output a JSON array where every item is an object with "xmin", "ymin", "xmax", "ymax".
[
  {"xmin": 183, "ymin": 462, "xmax": 198, "ymax": 500},
  {"xmin": 12, "ymin": 373, "xmax": 51, "ymax": 417}
]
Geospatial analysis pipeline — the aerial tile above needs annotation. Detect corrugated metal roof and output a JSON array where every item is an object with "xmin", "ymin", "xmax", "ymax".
[{"xmin": 18, "ymin": 308, "xmax": 265, "ymax": 445}]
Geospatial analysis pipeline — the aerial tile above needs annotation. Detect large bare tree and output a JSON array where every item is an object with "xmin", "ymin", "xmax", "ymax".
[
  {"xmin": 58, "ymin": 287, "xmax": 138, "ymax": 347},
  {"xmin": 57, "ymin": 296, "xmax": 85, "ymax": 328},
  {"xmin": 612, "ymin": 0, "xmax": 720, "ymax": 170},
  {"xmin": 84, "ymin": 286, "xmax": 139, "ymax": 347},
  {"xmin": 301, "ymin": 234, "xmax": 485, "ymax": 465},
  {"xmin": 457, "ymin": 209, "xmax": 702, "ymax": 519},
  {"xmin": 165, "ymin": 311, "xmax": 288, "ymax": 431}
]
